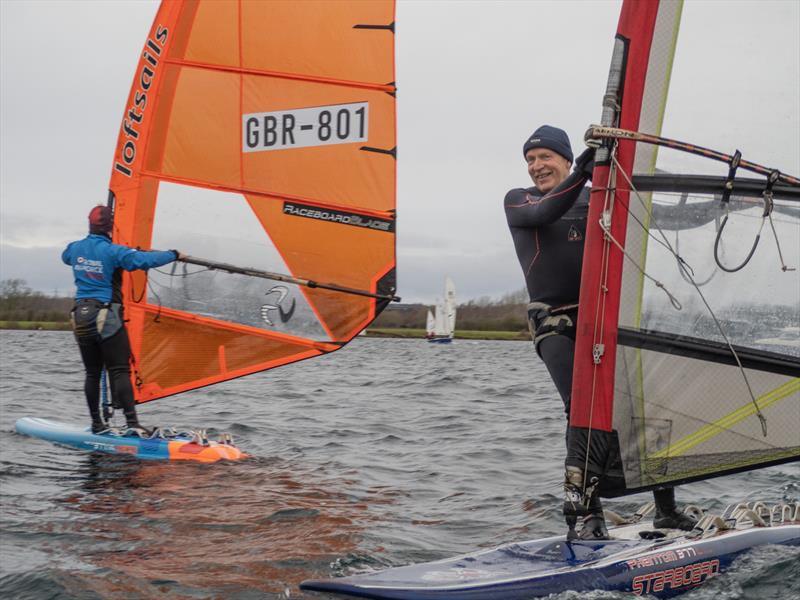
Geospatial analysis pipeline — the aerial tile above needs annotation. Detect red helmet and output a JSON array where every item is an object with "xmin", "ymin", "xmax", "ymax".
[{"xmin": 88, "ymin": 205, "xmax": 113, "ymax": 235}]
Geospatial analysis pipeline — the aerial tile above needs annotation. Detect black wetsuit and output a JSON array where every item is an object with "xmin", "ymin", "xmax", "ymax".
[
  {"xmin": 506, "ymin": 170, "xmax": 686, "ymax": 527},
  {"xmin": 504, "ymin": 170, "xmax": 589, "ymax": 422}
]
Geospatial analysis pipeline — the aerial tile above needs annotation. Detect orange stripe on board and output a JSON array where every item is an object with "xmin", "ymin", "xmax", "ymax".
[{"xmin": 167, "ymin": 441, "xmax": 247, "ymax": 463}]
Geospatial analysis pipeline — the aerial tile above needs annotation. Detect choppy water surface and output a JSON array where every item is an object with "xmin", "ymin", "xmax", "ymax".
[{"xmin": 1, "ymin": 331, "xmax": 798, "ymax": 599}]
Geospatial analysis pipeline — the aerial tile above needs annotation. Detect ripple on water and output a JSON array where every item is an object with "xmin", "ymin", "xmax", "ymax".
[{"xmin": 2, "ymin": 332, "xmax": 798, "ymax": 598}]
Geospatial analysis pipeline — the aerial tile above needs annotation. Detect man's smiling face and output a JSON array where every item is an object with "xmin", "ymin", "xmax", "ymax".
[{"xmin": 525, "ymin": 147, "xmax": 571, "ymax": 193}]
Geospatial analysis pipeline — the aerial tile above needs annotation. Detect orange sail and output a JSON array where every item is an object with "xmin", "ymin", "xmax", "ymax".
[{"xmin": 108, "ymin": 0, "xmax": 396, "ymax": 403}]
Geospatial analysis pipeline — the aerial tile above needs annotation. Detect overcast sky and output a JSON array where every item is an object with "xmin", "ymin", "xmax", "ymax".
[{"xmin": 1, "ymin": 0, "xmax": 798, "ymax": 304}]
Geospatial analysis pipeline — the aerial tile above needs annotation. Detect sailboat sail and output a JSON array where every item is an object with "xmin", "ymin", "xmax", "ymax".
[
  {"xmin": 108, "ymin": 0, "xmax": 396, "ymax": 403},
  {"xmin": 444, "ymin": 276, "xmax": 456, "ymax": 335},
  {"xmin": 425, "ymin": 310, "xmax": 436, "ymax": 337},
  {"xmin": 572, "ymin": 0, "xmax": 800, "ymax": 496},
  {"xmin": 427, "ymin": 278, "xmax": 456, "ymax": 340},
  {"xmin": 433, "ymin": 300, "xmax": 448, "ymax": 336}
]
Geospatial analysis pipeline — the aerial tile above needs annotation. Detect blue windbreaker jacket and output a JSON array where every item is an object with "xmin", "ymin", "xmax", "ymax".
[{"xmin": 62, "ymin": 234, "xmax": 177, "ymax": 303}]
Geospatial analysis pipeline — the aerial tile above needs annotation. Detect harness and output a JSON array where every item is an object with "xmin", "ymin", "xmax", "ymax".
[
  {"xmin": 70, "ymin": 299, "xmax": 124, "ymax": 341},
  {"xmin": 527, "ymin": 301, "xmax": 579, "ymax": 356}
]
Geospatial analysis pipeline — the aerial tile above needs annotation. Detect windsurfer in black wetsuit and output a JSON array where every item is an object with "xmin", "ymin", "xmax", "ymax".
[
  {"xmin": 62, "ymin": 205, "xmax": 181, "ymax": 435},
  {"xmin": 505, "ymin": 125, "xmax": 696, "ymax": 539}
]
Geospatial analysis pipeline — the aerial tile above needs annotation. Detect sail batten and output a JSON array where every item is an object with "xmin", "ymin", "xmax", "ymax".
[{"xmin": 162, "ymin": 58, "xmax": 397, "ymax": 93}]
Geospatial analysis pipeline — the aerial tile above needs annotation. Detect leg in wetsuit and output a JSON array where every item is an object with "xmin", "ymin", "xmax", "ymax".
[
  {"xmin": 531, "ymin": 309, "xmax": 607, "ymax": 538},
  {"xmin": 528, "ymin": 305, "xmax": 578, "ymax": 430},
  {"xmin": 538, "ymin": 335, "xmax": 575, "ymax": 420},
  {"xmin": 72, "ymin": 300, "xmax": 142, "ymax": 431},
  {"xmin": 530, "ymin": 308, "xmax": 694, "ymax": 536}
]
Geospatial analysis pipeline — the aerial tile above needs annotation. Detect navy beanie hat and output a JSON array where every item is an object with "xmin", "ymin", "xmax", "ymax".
[
  {"xmin": 522, "ymin": 125, "xmax": 573, "ymax": 163},
  {"xmin": 88, "ymin": 205, "xmax": 113, "ymax": 235}
]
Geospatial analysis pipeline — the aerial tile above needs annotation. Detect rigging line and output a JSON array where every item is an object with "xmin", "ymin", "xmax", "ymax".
[
  {"xmin": 676, "ymin": 230, "xmax": 717, "ymax": 287},
  {"xmin": 610, "ymin": 157, "xmax": 703, "ymax": 280},
  {"xmin": 762, "ymin": 171, "xmax": 796, "ymax": 272},
  {"xmin": 768, "ymin": 213, "xmax": 796, "ymax": 272},
  {"xmin": 674, "ymin": 195, "xmax": 718, "ymax": 287},
  {"xmin": 674, "ymin": 192, "xmax": 717, "ymax": 286},
  {"xmin": 713, "ymin": 169, "xmax": 796, "ymax": 272},
  {"xmin": 713, "ymin": 163, "xmax": 772, "ymax": 273},
  {"xmin": 146, "ymin": 273, "xmax": 165, "ymax": 323},
  {"xmin": 179, "ymin": 254, "xmax": 401, "ymax": 302},
  {"xmin": 713, "ymin": 211, "xmax": 766, "ymax": 272},
  {"xmin": 620, "ymin": 189, "xmax": 695, "ymax": 266},
  {"xmin": 629, "ymin": 193, "xmax": 798, "ymax": 252},
  {"xmin": 598, "ymin": 217, "xmax": 682, "ymax": 311},
  {"xmin": 151, "ymin": 266, "xmax": 213, "ymax": 277},
  {"xmin": 585, "ymin": 125, "xmax": 800, "ymax": 186},
  {"xmin": 611, "ymin": 156, "xmax": 769, "ymax": 437},
  {"xmin": 609, "ymin": 155, "xmax": 707, "ymax": 290}
]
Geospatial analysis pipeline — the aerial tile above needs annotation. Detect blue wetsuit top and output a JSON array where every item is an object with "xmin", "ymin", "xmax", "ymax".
[
  {"xmin": 62, "ymin": 234, "xmax": 177, "ymax": 304},
  {"xmin": 504, "ymin": 170, "xmax": 590, "ymax": 308}
]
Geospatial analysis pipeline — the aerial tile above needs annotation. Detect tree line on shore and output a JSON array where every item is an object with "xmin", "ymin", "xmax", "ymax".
[
  {"xmin": 0, "ymin": 278, "xmax": 530, "ymax": 333},
  {"xmin": 372, "ymin": 288, "xmax": 529, "ymax": 332},
  {"xmin": 0, "ymin": 279, "xmax": 73, "ymax": 325}
]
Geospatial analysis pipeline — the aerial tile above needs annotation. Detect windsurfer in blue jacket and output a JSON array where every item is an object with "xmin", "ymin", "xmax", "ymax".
[
  {"xmin": 62, "ymin": 205, "xmax": 181, "ymax": 435},
  {"xmin": 505, "ymin": 125, "xmax": 696, "ymax": 539}
]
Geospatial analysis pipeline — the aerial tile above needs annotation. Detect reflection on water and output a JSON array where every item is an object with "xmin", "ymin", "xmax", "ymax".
[{"xmin": 46, "ymin": 454, "xmax": 391, "ymax": 597}]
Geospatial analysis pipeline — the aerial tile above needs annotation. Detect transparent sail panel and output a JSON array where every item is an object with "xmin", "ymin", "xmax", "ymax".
[
  {"xmin": 614, "ymin": 347, "xmax": 799, "ymax": 489},
  {"xmin": 149, "ymin": 182, "xmax": 329, "ymax": 339},
  {"xmin": 628, "ymin": 192, "xmax": 800, "ymax": 356}
]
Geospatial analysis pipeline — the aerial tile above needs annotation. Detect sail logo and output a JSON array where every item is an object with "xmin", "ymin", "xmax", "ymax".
[
  {"xmin": 260, "ymin": 286, "xmax": 296, "ymax": 326},
  {"xmin": 283, "ymin": 202, "xmax": 394, "ymax": 232},
  {"xmin": 114, "ymin": 26, "xmax": 169, "ymax": 177},
  {"xmin": 243, "ymin": 102, "xmax": 368, "ymax": 152}
]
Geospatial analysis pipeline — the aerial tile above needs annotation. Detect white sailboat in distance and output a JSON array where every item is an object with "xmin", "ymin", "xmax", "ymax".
[{"xmin": 425, "ymin": 277, "xmax": 456, "ymax": 344}]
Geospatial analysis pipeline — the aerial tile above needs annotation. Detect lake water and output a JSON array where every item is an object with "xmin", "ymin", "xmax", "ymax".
[{"xmin": 1, "ymin": 331, "xmax": 798, "ymax": 599}]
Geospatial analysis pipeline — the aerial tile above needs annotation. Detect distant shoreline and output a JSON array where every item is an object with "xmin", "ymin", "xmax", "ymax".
[
  {"xmin": 0, "ymin": 321, "xmax": 71, "ymax": 331},
  {"xmin": 368, "ymin": 328, "xmax": 529, "ymax": 341},
  {"xmin": 0, "ymin": 322, "xmax": 529, "ymax": 341}
]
